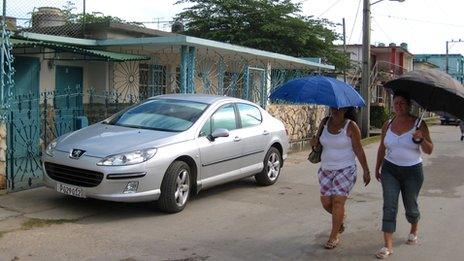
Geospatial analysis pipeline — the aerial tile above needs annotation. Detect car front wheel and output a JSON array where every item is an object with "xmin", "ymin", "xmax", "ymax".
[
  {"xmin": 157, "ymin": 161, "xmax": 191, "ymax": 213},
  {"xmin": 255, "ymin": 147, "xmax": 282, "ymax": 186}
]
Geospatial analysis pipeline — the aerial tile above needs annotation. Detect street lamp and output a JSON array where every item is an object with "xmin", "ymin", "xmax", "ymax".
[{"xmin": 360, "ymin": 0, "xmax": 405, "ymax": 138}]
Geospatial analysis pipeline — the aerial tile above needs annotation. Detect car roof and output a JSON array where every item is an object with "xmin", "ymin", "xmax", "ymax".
[{"xmin": 151, "ymin": 94, "xmax": 250, "ymax": 105}]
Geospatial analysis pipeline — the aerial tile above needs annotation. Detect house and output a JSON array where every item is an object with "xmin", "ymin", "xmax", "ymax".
[
  {"xmin": 414, "ymin": 54, "xmax": 464, "ymax": 83},
  {"xmin": 340, "ymin": 43, "xmax": 413, "ymax": 106},
  {"xmin": 1, "ymin": 12, "xmax": 334, "ymax": 192},
  {"xmin": 413, "ymin": 60, "xmax": 439, "ymax": 70}
]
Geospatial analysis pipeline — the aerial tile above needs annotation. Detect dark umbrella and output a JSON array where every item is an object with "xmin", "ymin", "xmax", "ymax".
[
  {"xmin": 384, "ymin": 69, "xmax": 464, "ymax": 120},
  {"xmin": 269, "ymin": 75, "xmax": 365, "ymax": 108}
]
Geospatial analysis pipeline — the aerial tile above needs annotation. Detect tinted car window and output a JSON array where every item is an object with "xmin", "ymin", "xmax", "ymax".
[
  {"xmin": 210, "ymin": 104, "xmax": 237, "ymax": 133},
  {"xmin": 199, "ymin": 118, "xmax": 211, "ymax": 137},
  {"xmin": 109, "ymin": 99, "xmax": 208, "ymax": 132},
  {"xmin": 237, "ymin": 103, "xmax": 262, "ymax": 128}
]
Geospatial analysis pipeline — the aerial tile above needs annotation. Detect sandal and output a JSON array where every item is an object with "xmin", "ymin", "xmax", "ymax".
[
  {"xmin": 324, "ymin": 237, "xmax": 340, "ymax": 249},
  {"xmin": 375, "ymin": 247, "xmax": 393, "ymax": 259},
  {"xmin": 406, "ymin": 233, "xmax": 418, "ymax": 245}
]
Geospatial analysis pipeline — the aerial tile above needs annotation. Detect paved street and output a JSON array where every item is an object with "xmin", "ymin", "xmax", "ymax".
[{"xmin": 0, "ymin": 125, "xmax": 463, "ymax": 261}]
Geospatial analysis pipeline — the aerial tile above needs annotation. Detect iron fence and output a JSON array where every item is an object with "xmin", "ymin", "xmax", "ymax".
[{"xmin": 3, "ymin": 0, "xmax": 84, "ymax": 37}]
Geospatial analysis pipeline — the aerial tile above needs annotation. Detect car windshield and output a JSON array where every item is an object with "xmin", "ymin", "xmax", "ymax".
[{"xmin": 108, "ymin": 99, "xmax": 209, "ymax": 132}]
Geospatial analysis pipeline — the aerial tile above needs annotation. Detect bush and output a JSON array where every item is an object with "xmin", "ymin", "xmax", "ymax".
[{"xmin": 370, "ymin": 105, "xmax": 390, "ymax": 128}]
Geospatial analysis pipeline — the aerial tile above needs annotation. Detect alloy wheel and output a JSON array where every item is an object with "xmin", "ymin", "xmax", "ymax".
[
  {"xmin": 266, "ymin": 152, "xmax": 280, "ymax": 181},
  {"xmin": 174, "ymin": 169, "xmax": 190, "ymax": 207}
]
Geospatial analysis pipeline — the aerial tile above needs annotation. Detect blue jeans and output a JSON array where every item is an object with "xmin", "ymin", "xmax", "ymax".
[{"xmin": 381, "ymin": 160, "xmax": 424, "ymax": 233}]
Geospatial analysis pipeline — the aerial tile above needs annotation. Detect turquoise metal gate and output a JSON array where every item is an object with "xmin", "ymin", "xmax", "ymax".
[{"xmin": 6, "ymin": 56, "xmax": 41, "ymax": 191}]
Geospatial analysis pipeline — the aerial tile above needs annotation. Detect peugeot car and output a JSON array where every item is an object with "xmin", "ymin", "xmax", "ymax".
[{"xmin": 43, "ymin": 94, "xmax": 289, "ymax": 213}]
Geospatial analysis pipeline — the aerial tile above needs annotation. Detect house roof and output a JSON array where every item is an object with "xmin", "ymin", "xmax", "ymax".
[
  {"xmin": 412, "ymin": 60, "xmax": 439, "ymax": 68},
  {"xmin": 22, "ymin": 22, "xmax": 178, "ymax": 39},
  {"xmin": 85, "ymin": 22, "xmax": 179, "ymax": 38},
  {"xmin": 19, "ymin": 31, "xmax": 335, "ymax": 70},
  {"xmin": 11, "ymin": 38, "xmax": 150, "ymax": 61},
  {"xmin": 341, "ymin": 44, "xmax": 413, "ymax": 57}
]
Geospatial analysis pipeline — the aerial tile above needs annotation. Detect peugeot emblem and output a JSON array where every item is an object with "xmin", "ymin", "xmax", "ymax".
[{"xmin": 70, "ymin": 149, "xmax": 86, "ymax": 159}]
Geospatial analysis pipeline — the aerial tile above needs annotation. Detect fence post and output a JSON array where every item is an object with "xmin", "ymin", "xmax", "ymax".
[
  {"xmin": 8, "ymin": 110, "xmax": 14, "ymax": 191},
  {"xmin": 43, "ymin": 91, "xmax": 48, "ymax": 146}
]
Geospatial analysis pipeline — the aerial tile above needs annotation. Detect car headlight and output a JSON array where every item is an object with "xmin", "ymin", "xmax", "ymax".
[
  {"xmin": 45, "ymin": 140, "xmax": 58, "ymax": 157},
  {"xmin": 97, "ymin": 148, "xmax": 157, "ymax": 166}
]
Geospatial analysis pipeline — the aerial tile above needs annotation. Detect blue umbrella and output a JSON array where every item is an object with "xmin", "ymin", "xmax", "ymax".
[{"xmin": 269, "ymin": 75, "xmax": 366, "ymax": 108}]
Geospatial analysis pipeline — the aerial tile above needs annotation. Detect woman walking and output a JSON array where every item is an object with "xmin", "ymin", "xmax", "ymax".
[
  {"xmin": 374, "ymin": 92, "xmax": 433, "ymax": 259},
  {"xmin": 310, "ymin": 107, "xmax": 371, "ymax": 249}
]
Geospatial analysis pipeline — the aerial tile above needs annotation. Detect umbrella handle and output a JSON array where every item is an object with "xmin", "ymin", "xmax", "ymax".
[{"xmin": 412, "ymin": 111, "xmax": 425, "ymax": 144}]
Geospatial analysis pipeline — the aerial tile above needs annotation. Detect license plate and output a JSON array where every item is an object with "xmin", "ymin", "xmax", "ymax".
[{"xmin": 56, "ymin": 183, "xmax": 85, "ymax": 198}]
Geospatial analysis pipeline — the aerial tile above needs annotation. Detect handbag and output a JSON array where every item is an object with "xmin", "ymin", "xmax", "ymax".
[{"xmin": 308, "ymin": 117, "xmax": 328, "ymax": 164}]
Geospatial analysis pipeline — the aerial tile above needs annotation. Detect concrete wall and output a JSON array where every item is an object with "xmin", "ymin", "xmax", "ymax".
[{"xmin": 266, "ymin": 104, "xmax": 328, "ymax": 151}]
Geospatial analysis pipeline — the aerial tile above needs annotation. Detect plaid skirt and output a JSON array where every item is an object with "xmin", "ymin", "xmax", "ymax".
[{"xmin": 317, "ymin": 165, "xmax": 357, "ymax": 196}]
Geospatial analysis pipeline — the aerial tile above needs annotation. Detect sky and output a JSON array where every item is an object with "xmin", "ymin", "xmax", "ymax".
[{"xmin": 8, "ymin": 0, "xmax": 464, "ymax": 55}]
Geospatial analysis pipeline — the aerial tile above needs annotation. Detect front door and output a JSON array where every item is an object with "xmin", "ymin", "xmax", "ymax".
[
  {"xmin": 55, "ymin": 66, "xmax": 83, "ymax": 136},
  {"xmin": 197, "ymin": 103, "xmax": 243, "ymax": 188},
  {"xmin": 8, "ymin": 56, "xmax": 41, "ymax": 191}
]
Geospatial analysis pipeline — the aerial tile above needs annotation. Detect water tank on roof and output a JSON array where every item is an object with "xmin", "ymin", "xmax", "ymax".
[
  {"xmin": 389, "ymin": 43, "xmax": 396, "ymax": 47},
  {"xmin": 32, "ymin": 7, "xmax": 66, "ymax": 28},
  {"xmin": 378, "ymin": 43, "xmax": 386, "ymax": 47},
  {"xmin": 400, "ymin": 42, "xmax": 408, "ymax": 50},
  {"xmin": 5, "ymin": 16, "xmax": 17, "ymax": 31},
  {"xmin": 171, "ymin": 21, "xmax": 184, "ymax": 33}
]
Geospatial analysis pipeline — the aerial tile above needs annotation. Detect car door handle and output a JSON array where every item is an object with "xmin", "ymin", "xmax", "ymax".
[
  {"xmin": 233, "ymin": 136, "xmax": 241, "ymax": 142},
  {"xmin": 262, "ymin": 130, "xmax": 270, "ymax": 135}
]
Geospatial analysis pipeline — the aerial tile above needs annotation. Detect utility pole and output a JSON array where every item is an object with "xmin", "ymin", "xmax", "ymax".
[
  {"xmin": 342, "ymin": 18, "xmax": 347, "ymax": 83},
  {"xmin": 446, "ymin": 40, "xmax": 449, "ymax": 74},
  {"xmin": 361, "ymin": 0, "xmax": 371, "ymax": 138},
  {"xmin": 82, "ymin": 0, "xmax": 86, "ymax": 37},
  {"xmin": 361, "ymin": 0, "xmax": 405, "ymax": 138},
  {"xmin": 446, "ymin": 39, "xmax": 464, "ymax": 75}
]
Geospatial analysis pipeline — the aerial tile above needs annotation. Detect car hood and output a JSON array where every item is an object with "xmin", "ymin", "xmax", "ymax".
[{"xmin": 55, "ymin": 123, "xmax": 187, "ymax": 157}]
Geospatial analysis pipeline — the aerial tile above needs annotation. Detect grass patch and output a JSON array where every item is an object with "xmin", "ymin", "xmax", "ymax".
[
  {"xmin": 361, "ymin": 135, "xmax": 381, "ymax": 146},
  {"xmin": 424, "ymin": 117, "xmax": 440, "ymax": 126},
  {"xmin": 21, "ymin": 218, "xmax": 77, "ymax": 230}
]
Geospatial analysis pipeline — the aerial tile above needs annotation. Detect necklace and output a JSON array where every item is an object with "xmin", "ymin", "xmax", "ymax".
[{"xmin": 328, "ymin": 118, "xmax": 345, "ymax": 134}]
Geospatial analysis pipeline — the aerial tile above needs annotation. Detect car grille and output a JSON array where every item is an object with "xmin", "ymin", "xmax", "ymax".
[{"xmin": 44, "ymin": 162, "xmax": 104, "ymax": 187}]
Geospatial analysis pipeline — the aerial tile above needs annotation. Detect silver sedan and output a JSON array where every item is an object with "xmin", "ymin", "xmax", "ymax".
[{"xmin": 43, "ymin": 94, "xmax": 289, "ymax": 213}]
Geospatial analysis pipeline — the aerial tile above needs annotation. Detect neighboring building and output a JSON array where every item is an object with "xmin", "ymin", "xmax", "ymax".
[
  {"xmin": 338, "ymin": 43, "xmax": 414, "ymax": 106},
  {"xmin": 414, "ymin": 54, "xmax": 464, "ymax": 83},
  {"xmin": 413, "ymin": 60, "xmax": 439, "ymax": 70}
]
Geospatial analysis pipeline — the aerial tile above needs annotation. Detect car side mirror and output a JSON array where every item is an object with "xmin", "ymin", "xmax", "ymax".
[{"xmin": 207, "ymin": 128, "xmax": 229, "ymax": 141}]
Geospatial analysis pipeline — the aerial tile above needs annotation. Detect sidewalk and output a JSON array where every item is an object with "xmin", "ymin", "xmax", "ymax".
[{"xmin": 0, "ymin": 186, "xmax": 118, "ymax": 235}]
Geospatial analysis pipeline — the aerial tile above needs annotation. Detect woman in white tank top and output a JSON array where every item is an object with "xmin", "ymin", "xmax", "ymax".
[
  {"xmin": 310, "ymin": 107, "xmax": 371, "ymax": 249},
  {"xmin": 374, "ymin": 92, "xmax": 433, "ymax": 259}
]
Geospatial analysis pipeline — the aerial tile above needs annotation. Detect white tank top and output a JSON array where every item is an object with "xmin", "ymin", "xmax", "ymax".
[
  {"xmin": 320, "ymin": 119, "xmax": 356, "ymax": 170},
  {"xmin": 384, "ymin": 119, "xmax": 422, "ymax": 166}
]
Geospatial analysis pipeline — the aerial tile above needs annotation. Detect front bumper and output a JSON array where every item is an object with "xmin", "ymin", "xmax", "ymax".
[{"xmin": 43, "ymin": 150, "xmax": 163, "ymax": 202}]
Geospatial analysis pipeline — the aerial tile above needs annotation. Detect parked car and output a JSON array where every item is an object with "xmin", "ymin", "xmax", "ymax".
[
  {"xmin": 43, "ymin": 94, "xmax": 289, "ymax": 213},
  {"xmin": 440, "ymin": 115, "xmax": 461, "ymax": 125}
]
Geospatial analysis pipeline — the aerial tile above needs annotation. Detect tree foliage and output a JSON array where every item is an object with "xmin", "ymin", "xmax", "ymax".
[
  {"xmin": 62, "ymin": 1, "xmax": 143, "ymax": 26},
  {"xmin": 174, "ymin": 0, "xmax": 350, "ymax": 70}
]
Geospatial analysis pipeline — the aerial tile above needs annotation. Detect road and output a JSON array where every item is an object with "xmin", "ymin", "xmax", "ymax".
[{"xmin": 0, "ymin": 125, "xmax": 463, "ymax": 261}]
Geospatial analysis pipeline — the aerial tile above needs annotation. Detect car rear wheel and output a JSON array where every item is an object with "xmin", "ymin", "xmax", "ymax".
[
  {"xmin": 157, "ymin": 161, "xmax": 191, "ymax": 213},
  {"xmin": 255, "ymin": 147, "xmax": 282, "ymax": 186}
]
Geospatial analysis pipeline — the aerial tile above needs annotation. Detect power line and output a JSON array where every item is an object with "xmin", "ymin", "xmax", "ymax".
[
  {"xmin": 317, "ymin": 0, "xmax": 343, "ymax": 17},
  {"xmin": 348, "ymin": 0, "xmax": 362, "ymax": 43},
  {"xmin": 372, "ymin": 16, "xmax": 393, "ymax": 42},
  {"xmin": 377, "ymin": 14, "xmax": 464, "ymax": 28}
]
